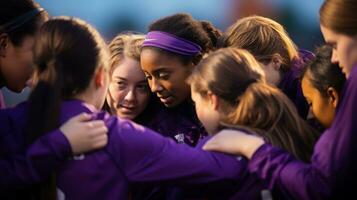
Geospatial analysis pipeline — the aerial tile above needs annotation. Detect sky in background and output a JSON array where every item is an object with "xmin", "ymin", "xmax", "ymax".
[{"xmin": 2, "ymin": 0, "xmax": 325, "ymax": 106}]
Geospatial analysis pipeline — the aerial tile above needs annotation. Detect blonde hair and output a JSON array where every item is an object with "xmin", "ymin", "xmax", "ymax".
[
  {"xmin": 219, "ymin": 15, "xmax": 298, "ymax": 72},
  {"xmin": 190, "ymin": 47, "xmax": 318, "ymax": 162},
  {"xmin": 108, "ymin": 34, "xmax": 145, "ymax": 73}
]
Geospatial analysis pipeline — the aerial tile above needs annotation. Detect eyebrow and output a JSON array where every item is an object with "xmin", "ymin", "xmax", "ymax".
[
  {"xmin": 150, "ymin": 67, "xmax": 171, "ymax": 74},
  {"xmin": 113, "ymin": 77, "xmax": 127, "ymax": 81}
]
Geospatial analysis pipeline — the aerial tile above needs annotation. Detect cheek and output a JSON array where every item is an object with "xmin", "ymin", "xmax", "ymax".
[
  {"xmin": 108, "ymin": 86, "xmax": 124, "ymax": 102},
  {"xmin": 137, "ymin": 93, "xmax": 151, "ymax": 107}
]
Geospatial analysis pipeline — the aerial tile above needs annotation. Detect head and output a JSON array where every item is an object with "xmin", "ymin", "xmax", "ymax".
[
  {"xmin": 104, "ymin": 34, "xmax": 151, "ymax": 120},
  {"xmin": 189, "ymin": 48, "xmax": 265, "ymax": 135},
  {"xmin": 218, "ymin": 15, "xmax": 299, "ymax": 85},
  {"xmin": 301, "ymin": 45, "xmax": 346, "ymax": 128},
  {"xmin": 190, "ymin": 47, "xmax": 318, "ymax": 161},
  {"xmin": 320, "ymin": 0, "xmax": 357, "ymax": 77},
  {"xmin": 27, "ymin": 17, "xmax": 109, "ymax": 142},
  {"xmin": 0, "ymin": 0, "xmax": 48, "ymax": 92},
  {"xmin": 141, "ymin": 13, "xmax": 221, "ymax": 107}
]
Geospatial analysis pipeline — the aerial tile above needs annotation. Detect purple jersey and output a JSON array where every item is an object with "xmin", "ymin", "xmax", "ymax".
[
  {"xmin": 248, "ymin": 64, "xmax": 357, "ymax": 199},
  {"xmin": 0, "ymin": 102, "xmax": 71, "ymax": 199},
  {"xmin": 1, "ymin": 99, "xmax": 257, "ymax": 199},
  {"xmin": 278, "ymin": 49, "xmax": 314, "ymax": 119}
]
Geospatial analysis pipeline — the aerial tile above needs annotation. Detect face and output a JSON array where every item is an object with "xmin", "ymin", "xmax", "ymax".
[
  {"xmin": 141, "ymin": 48, "xmax": 192, "ymax": 107},
  {"xmin": 191, "ymin": 86, "xmax": 220, "ymax": 135},
  {"xmin": 107, "ymin": 58, "xmax": 151, "ymax": 119},
  {"xmin": 0, "ymin": 35, "xmax": 35, "ymax": 92},
  {"xmin": 302, "ymin": 75, "xmax": 336, "ymax": 128},
  {"xmin": 320, "ymin": 25, "xmax": 357, "ymax": 77}
]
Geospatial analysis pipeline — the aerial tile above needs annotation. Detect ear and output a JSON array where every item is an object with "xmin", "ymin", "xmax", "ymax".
[
  {"xmin": 207, "ymin": 91, "xmax": 220, "ymax": 111},
  {"xmin": 327, "ymin": 87, "xmax": 339, "ymax": 108},
  {"xmin": 271, "ymin": 53, "xmax": 283, "ymax": 70},
  {"xmin": 0, "ymin": 33, "xmax": 9, "ymax": 57},
  {"xmin": 94, "ymin": 66, "xmax": 106, "ymax": 87}
]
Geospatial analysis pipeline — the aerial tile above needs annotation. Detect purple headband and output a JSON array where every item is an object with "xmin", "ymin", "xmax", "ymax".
[{"xmin": 142, "ymin": 31, "xmax": 202, "ymax": 56}]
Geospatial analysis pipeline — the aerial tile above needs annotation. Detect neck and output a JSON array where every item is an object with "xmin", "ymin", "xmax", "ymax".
[{"xmin": 73, "ymin": 87, "xmax": 101, "ymax": 110}]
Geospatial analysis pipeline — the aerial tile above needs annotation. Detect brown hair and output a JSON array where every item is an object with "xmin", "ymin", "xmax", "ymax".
[
  {"xmin": 320, "ymin": 0, "xmax": 357, "ymax": 36},
  {"xmin": 145, "ymin": 13, "xmax": 222, "ymax": 65},
  {"xmin": 218, "ymin": 15, "xmax": 298, "ymax": 72},
  {"xmin": 26, "ymin": 17, "xmax": 109, "ymax": 199},
  {"xmin": 190, "ymin": 47, "xmax": 318, "ymax": 162}
]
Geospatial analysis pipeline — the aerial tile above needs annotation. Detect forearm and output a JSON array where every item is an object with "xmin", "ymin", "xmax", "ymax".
[{"xmin": 0, "ymin": 130, "xmax": 71, "ymax": 189}]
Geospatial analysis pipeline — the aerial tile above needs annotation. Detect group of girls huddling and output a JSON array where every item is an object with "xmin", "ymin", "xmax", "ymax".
[{"xmin": 0, "ymin": 0, "xmax": 355, "ymax": 199}]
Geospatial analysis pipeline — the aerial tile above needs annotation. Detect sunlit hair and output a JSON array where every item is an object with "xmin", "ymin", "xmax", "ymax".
[
  {"xmin": 320, "ymin": 0, "xmax": 357, "ymax": 36},
  {"xmin": 218, "ymin": 15, "xmax": 298, "ymax": 72},
  {"xmin": 189, "ymin": 47, "xmax": 319, "ymax": 162},
  {"xmin": 108, "ymin": 33, "xmax": 144, "ymax": 73}
]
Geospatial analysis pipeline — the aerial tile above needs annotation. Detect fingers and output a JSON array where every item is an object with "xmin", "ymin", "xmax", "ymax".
[
  {"xmin": 85, "ymin": 120, "xmax": 105, "ymax": 129},
  {"xmin": 69, "ymin": 113, "xmax": 91, "ymax": 122},
  {"xmin": 202, "ymin": 138, "xmax": 221, "ymax": 151},
  {"xmin": 87, "ymin": 123, "xmax": 108, "ymax": 149}
]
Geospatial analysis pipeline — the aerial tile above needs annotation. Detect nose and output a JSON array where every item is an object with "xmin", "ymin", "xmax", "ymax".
[
  {"xmin": 124, "ymin": 89, "xmax": 136, "ymax": 102},
  {"xmin": 331, "ymin": 49, "xmax": 339, "ymax": 64},
  {"xmin": 150, "ymin": 78, "xmax": 163, "ymax": 93}
]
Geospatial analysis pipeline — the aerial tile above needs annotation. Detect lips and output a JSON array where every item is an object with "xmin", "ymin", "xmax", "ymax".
[
  {"xmin": 118, "ymin": 104, "xmax": 136, "ymax": 114},
  {"xmin": 158, "ymin": 95, "xmax": 175, "ymax": 104}
]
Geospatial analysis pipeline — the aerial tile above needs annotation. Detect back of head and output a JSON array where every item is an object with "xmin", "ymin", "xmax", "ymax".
[
  {"xmin": 226, "ymin": 83, "xmax": 319, "ymax": 162},
  {"xmin": 190, "ymin": 47, "xmax": 265, "ymax": 105},
  {"xmin": 147, "ymin": 13, "xmax": 222, "ymax": 65},
  {"xmin": 190, "ymin": 47, "xmax": 317, "ymax": 162},
  {"xmin": 218, "ymin": 15, "xmax": 298, "ymax": 72},
  {"xmin": 28, "ymin": 16, "xmax": 109, "ymax": 144},
  {"xmin": 303, "ymin": 45, "xmax": 346, "ymax": 98},
  {"xmin": 320, "ymin": 0, "xmax": 357, "ymax": 36},
  {"xmin": 0, "ymin": 0, "xmax": 48, "ymax": 46}
]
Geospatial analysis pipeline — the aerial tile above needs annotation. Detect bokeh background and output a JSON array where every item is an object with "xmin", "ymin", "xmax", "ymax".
[{"xmin": 2, "ymin": 0, "xmax": 325, "ymax": 106}]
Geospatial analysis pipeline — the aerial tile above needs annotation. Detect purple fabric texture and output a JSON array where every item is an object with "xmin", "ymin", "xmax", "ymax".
[{"xmin": 248, "ymin": 64, "xmax": 357, "ymax": 199}]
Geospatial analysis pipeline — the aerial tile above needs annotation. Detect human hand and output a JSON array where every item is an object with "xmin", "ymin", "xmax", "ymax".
[
  {"xmin": 60, "ymin": 113, "xmax": 108, "ymax": 154},
  {"xmin": 203, "ymin": 129, "xmax": 265, "ymax": 159}
]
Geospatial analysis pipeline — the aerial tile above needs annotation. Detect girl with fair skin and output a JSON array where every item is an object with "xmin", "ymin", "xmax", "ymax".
[
  {"xmin": 172, "ymin": 47, "xmax": 318, "ymax": 199},
  {"xmin": 218, "ymin": 15, "xmax": 314, "ymax": 118},
  {"xmin": 104, "ymin": 34, "xmax": 154, "ymax": 122},
  {"xmin": 204, "ymin": 0, "xmax": 357, "ymax": 199}
]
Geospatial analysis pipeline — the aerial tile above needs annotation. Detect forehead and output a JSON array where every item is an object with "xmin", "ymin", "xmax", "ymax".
[
  {"xmin": 140, "ymin": 48, "xmax": 184, "ymax": 72},
  {"xmin": 112, "ymin": 58, "xmax": 145, "ymax": 79},
  {"xmin": 320, "ymin": 25, "xmax": 338, "ymax": 42},
  {"xmin": 301, "ymin": 74, "xmax": 320, "ymax": 96}
]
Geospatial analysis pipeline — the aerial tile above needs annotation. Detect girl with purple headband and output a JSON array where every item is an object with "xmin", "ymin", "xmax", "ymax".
[
  {"xmin": 218, "ymin": 15, "xmax": 314, "ymax": 119},
  {"xmin": 0, "ymin": 1, "xmax": 108, "ymax": 199},
  {"xmin": 2, "ymin": 16, "xmax": 255, "ymax": 199},
  {"xmin": 204, "ymin": 0, "xmax": 357, "ymax": 199},
  {"xmin": 140, "ymin": 13, "xmax": 221, "ymax": 147}
]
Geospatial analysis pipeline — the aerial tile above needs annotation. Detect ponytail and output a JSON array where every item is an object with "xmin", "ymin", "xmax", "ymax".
[{"xmin": 224, "ymin": 82, "xmax": 319, "ymax": 162}]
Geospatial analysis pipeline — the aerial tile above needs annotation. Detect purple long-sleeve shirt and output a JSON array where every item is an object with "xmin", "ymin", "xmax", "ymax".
[
  {"xmin": 278, "ymin": 50, "xmax": 314, "ymax": 119},
  {"xmin": 0, "ymin": 102, "xmax": 72, "ymax": 199},
  {"xmin": 2, "ymin": 99, "xmax": 256, "ymax": 199},
  {"xmin": 248, "ymin": 64, "xmax": 357, "ymax": 199}
]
